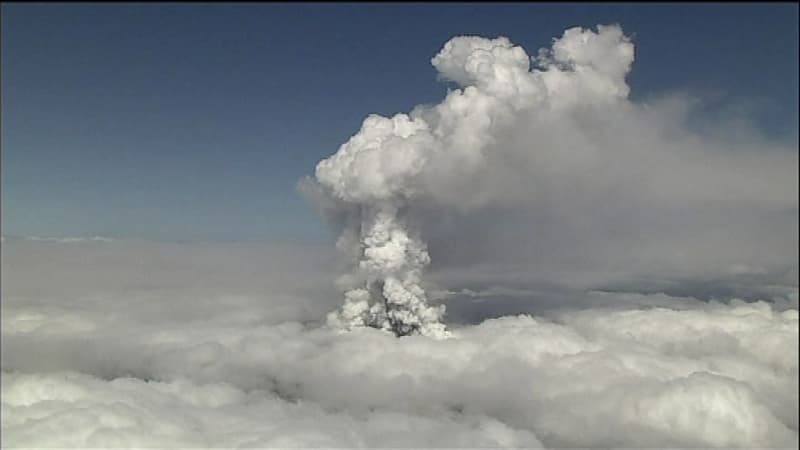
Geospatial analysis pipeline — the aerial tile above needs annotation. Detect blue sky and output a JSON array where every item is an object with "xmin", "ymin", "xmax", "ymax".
[{"xmin": 2, "ymin": 3, "xmax": 797, "ymax": 242}]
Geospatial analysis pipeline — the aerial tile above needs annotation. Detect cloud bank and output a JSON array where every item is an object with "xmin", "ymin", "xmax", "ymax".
[{"xmin": 2, "ymin": 238, "xmax": 798, "ymax": 448}]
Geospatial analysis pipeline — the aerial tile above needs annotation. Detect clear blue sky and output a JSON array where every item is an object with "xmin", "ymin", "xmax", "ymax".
[{"xmin": 2, "ymin": 3, "xmax": 798, "ymax": 242}]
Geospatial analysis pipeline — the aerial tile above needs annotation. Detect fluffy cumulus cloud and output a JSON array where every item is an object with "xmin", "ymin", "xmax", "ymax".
[{"xmin": 3, "ymin": 24, "xmax": 798, "ymax": 448}]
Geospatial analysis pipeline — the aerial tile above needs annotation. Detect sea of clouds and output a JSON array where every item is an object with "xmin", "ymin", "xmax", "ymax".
[
  {"xmin": 2, "ymin": 24, "xmax": 798, "ymax": 448},
  {"xmin": 2, "ymin": 236, "xmax": 797, "ymax": 448}
]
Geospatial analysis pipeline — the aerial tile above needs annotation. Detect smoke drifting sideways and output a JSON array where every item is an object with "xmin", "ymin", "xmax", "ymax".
[{"xmin": 305, "ymin": 24, "xmax": 798, "ymax": 337}]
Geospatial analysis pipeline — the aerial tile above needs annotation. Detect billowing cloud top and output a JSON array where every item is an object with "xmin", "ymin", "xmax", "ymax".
[{"xmin": 316, "ymin": 25, "xmax": 636, "ymax": 205}]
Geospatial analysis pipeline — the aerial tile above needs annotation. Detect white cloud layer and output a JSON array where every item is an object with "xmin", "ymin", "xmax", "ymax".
[{"xmin": 2, "ymin": 239, "xmax": 798, "ymax": 448}]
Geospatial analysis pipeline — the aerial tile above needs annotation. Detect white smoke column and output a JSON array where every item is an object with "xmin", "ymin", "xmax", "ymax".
[{"xmin": 314, "ymin": 25, "xmax": 634, "ymax": 338}]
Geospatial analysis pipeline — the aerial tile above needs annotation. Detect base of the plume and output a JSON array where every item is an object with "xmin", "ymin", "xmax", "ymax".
[{"xmin": 326, "ymin": 309, "xmax": 451, "ymax": 340}]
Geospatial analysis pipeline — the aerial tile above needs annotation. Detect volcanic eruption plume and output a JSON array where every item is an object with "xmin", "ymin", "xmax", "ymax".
[{"xmin": 310, "ymin": 25, "xmax": 635, "ymax": 338}]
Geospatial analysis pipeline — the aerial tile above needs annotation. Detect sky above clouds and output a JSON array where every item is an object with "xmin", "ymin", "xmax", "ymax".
[
  {"xmin": 1, "ymin": 2, "xmax": 798, "ymax": 241},
  {"xmin": 1, "ymin": 3, "xmax": 798, "ymax": 448}
]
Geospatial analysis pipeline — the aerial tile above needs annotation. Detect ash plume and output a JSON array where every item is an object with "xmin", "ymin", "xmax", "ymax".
[
  {"xmin": 308, "ymin": 23, "xmax": 797, "ymax": 338},
  {"xmin": 310, "ymin": 25, "xmax": 636, "ymax": 337}
]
